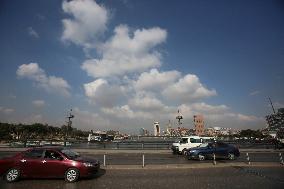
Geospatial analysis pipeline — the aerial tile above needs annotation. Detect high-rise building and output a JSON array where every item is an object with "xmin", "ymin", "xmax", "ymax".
[{"xmin": 193, "ymin": 115, "xmax": 204, "ymax": 136}]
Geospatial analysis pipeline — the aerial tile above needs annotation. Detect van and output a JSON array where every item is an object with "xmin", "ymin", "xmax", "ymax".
[{"xmin": 171, "ymin": 136, "xmax": 214, "ymax": 154}]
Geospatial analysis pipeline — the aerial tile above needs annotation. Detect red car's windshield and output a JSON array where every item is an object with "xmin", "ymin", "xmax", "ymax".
[{"xmin": 60, "ymin": 149, "xmax": 80, "ymax": 160}]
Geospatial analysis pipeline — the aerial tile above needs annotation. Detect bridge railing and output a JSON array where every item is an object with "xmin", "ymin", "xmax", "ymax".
[{"xmin": 4, "ymin": 139, "xmax": 279, "ymax": 150}]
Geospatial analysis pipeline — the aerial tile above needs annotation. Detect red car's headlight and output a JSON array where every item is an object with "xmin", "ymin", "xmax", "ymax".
[{"xmin": 83, "ymin": 162, "xmax": 94, "ymax": 167}]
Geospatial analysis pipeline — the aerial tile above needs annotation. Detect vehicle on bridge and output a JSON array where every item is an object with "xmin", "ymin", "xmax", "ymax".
[
  {"xmin": 186, "ymin": 142, "xmax": 240, "ymax": 161},
  {"xmin": 0, "ymin": 147, "xmax": 100, "ymax": 182},
  {"xmin": 171, "ymin": 136, "xmax": 214, "ymax": 155}
]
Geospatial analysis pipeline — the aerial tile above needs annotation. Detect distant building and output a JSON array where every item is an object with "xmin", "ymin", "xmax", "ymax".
[
  {"xmin": 153, "ymin": 122, "xmax": 160, "ymax": 136},
  {"xmin": 204, "ymin": 127, "xmax": 215, "ymax": 136},
  {"xmin": 139, "ymin": 128, "xmax": 145, "ymax": 136},
  {"xmin": 205, "ymin": 127, "xmax": 239, "ymax": 137},
  {"xmin": 139, "ymin": 128, "xmax": 149, "ymax": 136},
  {"xmin": 193, "ymin": 115, "xmax": 204, "ymax": 136},
  {"xmin": 166, "ymin": 120, "xmax": 172, "ymax": 136}
]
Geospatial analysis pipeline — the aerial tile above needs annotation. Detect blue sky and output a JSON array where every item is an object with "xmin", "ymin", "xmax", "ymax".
[{"xmin": 0, "ymin": 0, "xmax": 283, "ymax": 133}]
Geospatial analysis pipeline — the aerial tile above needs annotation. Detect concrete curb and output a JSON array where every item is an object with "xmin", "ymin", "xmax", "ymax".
[{"xmin": 103, "ymin": 162, "xmax": 283, "ymax": 170}]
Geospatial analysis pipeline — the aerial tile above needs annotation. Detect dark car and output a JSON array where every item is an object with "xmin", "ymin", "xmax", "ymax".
[
  {"xmin": 186, "ymin": 142, "xmax": 240, "ymax": 161},
  {"xmin": 0, "ymin": 147, "xmax": 100, "ymax": 182}
]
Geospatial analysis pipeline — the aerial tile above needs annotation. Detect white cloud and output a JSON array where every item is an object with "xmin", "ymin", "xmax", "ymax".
[
  {"xmin": 4, "ymin": 109, "xmax": 14, "ymax": 114},
  {"xmin": 83, "ymin": 78, "xmax": 126, "ymax": 107},
  {"xmin": 102, "ymin": 105, "xmax": 152, "ymax": 119},
  {"xmin": 176, "ymin": 103, "xmax": 224, "ymax": 120},
  {"xmin": 128, "ymin": 92, "xmax": 165, "ymax": 111},
  {"xmin": 27, "ymin": 27, "xmax": 39, "ymax": 38},
  {"xmin": 189, "ymin": 102, "xmax": 229, "ymax": 114},
  {"xmin": 61, "ymin": 0, "xmax": 108, "ymax": 48},
  {"xmin": 162, "ymin": 74, "xmax": 217, "ymax": 103},
  {"xmin": 32, "ymin": 100, "xmax": 45, "ymax": 107},
  {"xmin": 72, "ymin": 107, "xmax": 110, "ymax": 131},
  {"xmin": 56, "ymin": 1, "xmax": 267, "ymax": 131},
  {"xmin": 134, "ymin": 69, "xmax": 181, "ymax": 92},
  {"xmin": 24, "ymin": 114, "xmax": 44, "ymax": 123},
  {"xmin": 234, "ymin": 113, "xmax": 261, "ymax": 122},
  {"xmin": 176, "ymin": 103, "xmax": 264, "ymax": 129},
  {"xmin": 17, "ymin": 63, "xmax": 71, "ymax": 97},
  {"xmin": 249, "ymin": 90, "xmax": 260, "ymax": 96},
  {"xmin": 0, "ymin": 107, "xmax": 14, "ymax": 115},
  {"xmin": 81, "ymin": 25, "xmax": 167, "ymax": 77}
]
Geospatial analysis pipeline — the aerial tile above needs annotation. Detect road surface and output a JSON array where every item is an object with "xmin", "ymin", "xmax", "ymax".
[{"xmin": 0, "ymin": 167, "xmax": 283, "ymax": 189}]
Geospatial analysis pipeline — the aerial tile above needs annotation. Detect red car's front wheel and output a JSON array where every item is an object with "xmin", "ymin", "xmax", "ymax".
[{"xmin": 65, "ymin": 168, "xmax": 79, "ymax": 182}]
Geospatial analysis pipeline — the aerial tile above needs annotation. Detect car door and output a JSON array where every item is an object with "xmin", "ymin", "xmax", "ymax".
[
  {"xmin": 215, "ymin": 143, "xmax": 228, "ymax": 158},
  {"xmin": 19, "ymin": 149, "xmax": 45, "ymax": 177},
  {"xmin": 204, "ymin": 143, "xmax": 215, "ymax": 159},
  {"xmin": 40, "ymin": 150, "xmax": 67, "ymax": 178}
]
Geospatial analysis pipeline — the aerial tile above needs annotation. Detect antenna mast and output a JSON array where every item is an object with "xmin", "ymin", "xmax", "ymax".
[
  {"xmin": 176, "ymin": 110, "xmax": 183, "ymax": 126},
  {"xmin": 66, "ymin": 109, "xmax": 75, "ymax": 138},
  {"xmin": 268, "ymin": 97, "xmax": 276, "ymax": 114}
]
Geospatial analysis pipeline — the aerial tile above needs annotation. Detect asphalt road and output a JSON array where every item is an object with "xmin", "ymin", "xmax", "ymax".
[
  {"xmin": 0, "ymin": 151, "xmax": 282, "ymax": 165},
  {"xmin": 0, "ymin": 167, "xmax": 283, "ymax": 189}
]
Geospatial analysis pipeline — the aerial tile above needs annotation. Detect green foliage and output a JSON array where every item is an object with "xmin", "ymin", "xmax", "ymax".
[
  {"xmin": 0, "ymin": 122, "xmax": 89, "ymax": 141},
  {"xmin": 238, "ymin": 129, "xmax": 265, "ymax": 138}
]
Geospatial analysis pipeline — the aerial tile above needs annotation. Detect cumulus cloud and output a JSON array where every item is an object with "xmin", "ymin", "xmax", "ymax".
[
  {"xmin": 61, "ymin": 0, "xmax": 108, "ymax": 48},
  {"xmin": 134, "ymin": 69, "xmax": 181, "ymax": 92},
  {"xmin": 27, "ymin": 27, "xmax": 39, "ymax": 38},
  {"xmin": 162, "ymin": 74, "xmax": 217, "ymax": 103},
  {"xmin": 57, "ymin": 0, "xmax": 265, "ymax": 131},
  {"xmin": 72, "ymin": 107, "xmax": 110, "ymax": 131},
  {"xmin": 128, "ymin": 92, "xmax": 165, "ymax": 111},
  {"xmin": 102, "ymin": 105, "xmax": 152, "ymax": 119},
  {"xmin": 81, "ymin": 25, "xmax": 167, "ymax": 77},
  {"xmin": 189, "ymin": 102, "xmax": 229, "ymax": 114},
  {"xmin": 17, "ymin": 63, "xmax": 71, "ymax": 97},
  {"xmin": 83, "ymin": 78, "xmax": 126, "ymax": 107},
  {"xmin": 234, "ymin": 113, "xmax": 262, "ymax": 122},
  {"xmin": 175, "ymin": 103, "xmax": 265, "ymax": 129},
  {"xmin": 32, "ymin": 100, "xmax": 45, "ymax": 107}
]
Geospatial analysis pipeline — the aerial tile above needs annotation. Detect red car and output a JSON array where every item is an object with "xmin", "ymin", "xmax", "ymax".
[{"xmin": 0, "ymin": 148, "xmax": 100, "ymax": 182}]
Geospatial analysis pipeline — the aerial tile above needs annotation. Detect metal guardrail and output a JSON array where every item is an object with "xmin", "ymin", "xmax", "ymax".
[{"xmin": 5, "ymin": 139, "xmax": 282, "ymax": 150}]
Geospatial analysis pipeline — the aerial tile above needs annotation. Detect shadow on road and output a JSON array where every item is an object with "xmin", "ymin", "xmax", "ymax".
[
  {"xmin": 0, "ymin": 169, "xmax": 107, "ymax": 189},
  {"xmin": 82, "ymin": 168, "xmax": 106, "ymax": 181}
]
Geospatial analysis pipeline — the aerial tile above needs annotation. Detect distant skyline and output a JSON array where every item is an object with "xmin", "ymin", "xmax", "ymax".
[{"xmin": 0, "ymin": 0, "xmax": 283, "ymax": 133}]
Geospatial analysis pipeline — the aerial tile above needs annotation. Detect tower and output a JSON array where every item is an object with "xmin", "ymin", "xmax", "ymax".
[
  {"xmin": 176, "ymin": 110, "xmax": 183, "ymax": 126},
  {"xmin": 194, "ymin": 115, "xmax": 204, "ymax": 136},
  {"xmin": 66, "ymin": 109, "xmax": 75, "ymax": 138},
  {"xmin": 153, "ymin": 122, "xmax": 160, "ymax": 136}
]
